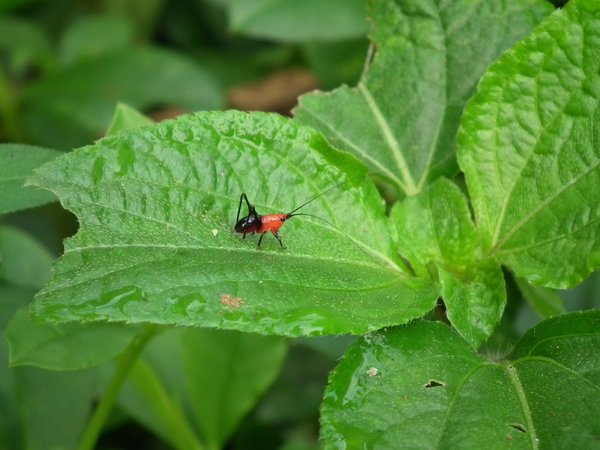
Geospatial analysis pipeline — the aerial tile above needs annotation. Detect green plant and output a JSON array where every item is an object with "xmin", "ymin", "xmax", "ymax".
[{"xmin": 2, "ymin": 0, "xmax": 599, "ymax": 449}]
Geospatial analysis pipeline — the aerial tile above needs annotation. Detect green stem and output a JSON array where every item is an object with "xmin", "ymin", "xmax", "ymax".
[
  {"xmin": 77, "ymin": 325, "xmax": 158, "ymax": 450},
  {"xmin": 0, "ymin": 71, "xmax": 22, "ymax": 142}
]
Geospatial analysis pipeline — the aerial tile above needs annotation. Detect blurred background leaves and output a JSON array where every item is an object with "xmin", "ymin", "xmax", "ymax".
[{"xmin": 0, "ymin": 0, "xmax": 598, "ymax": 449}]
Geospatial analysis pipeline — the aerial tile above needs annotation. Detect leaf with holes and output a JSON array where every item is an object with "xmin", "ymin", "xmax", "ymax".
[
  {"xmin": 322, "ymin": 311, "xmax": 600, "ymax": 448},
  {"xmin": 457, "ymin": 0, "xmax": 600, "ymax": 288},
  {"xmin": 294, "ymin": 0, "xmax": 552, "ymax": 195},
  {"xmin": 28, "ymin": 111, "xmax": 437, "ymax": 336}
]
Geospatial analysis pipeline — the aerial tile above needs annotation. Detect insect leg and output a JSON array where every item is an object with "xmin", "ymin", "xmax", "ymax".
[
  {"xmin": 237, "ymin": 193, "xmax": 249, "ymax": 223},
  {"xmin": 272, "ymin": 231, "xmax": 283, "ymax": 248},
  {"xmin": 257, "ymin": 233, "xmax": 265, "ymax": 247}
]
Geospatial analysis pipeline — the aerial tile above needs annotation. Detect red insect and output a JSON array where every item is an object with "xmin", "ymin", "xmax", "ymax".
[{"xmin": 234, "ymin": 183, "xmax": 341, "ymax": 247}]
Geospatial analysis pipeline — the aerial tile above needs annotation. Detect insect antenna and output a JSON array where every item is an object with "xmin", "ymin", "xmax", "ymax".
[
  {"xmin": 289, "ymin": 212, "xmax": 374, "ymax": 261},
  {"xmin": 287, "ymin": 180, "xmax": 350, "ymax": 216}
]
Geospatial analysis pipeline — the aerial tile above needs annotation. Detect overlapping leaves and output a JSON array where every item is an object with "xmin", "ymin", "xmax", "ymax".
[
  {"xmin": 458, "ymin": 0, "xmax": 600, "ymax": 288},
  {"xmin": 295, "ymin": 0, "xmax": 552, "ymax": 194},
  {"xmin": 321, "ymin": 311, "xmax": 600, "ymax": 448},
  {"xmin": 27, "ymin": 0, "xmax": 600, "ymax": 348},
  {"xmin": 29, "ymin": 111, "xmax": 437, "ymax": 335}
]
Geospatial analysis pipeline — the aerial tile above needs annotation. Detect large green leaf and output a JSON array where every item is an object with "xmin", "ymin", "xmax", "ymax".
[
  {"xmin": 21, "ymin": 47, "xmax": 223, "ymax": 149},
  {"xmin": 392, "ymin": 178, "xmax": 506, "ymax": 347},
  {"xmin": 322, "ymin": 312, "xmax": 600, "ymax": 449},
  {"xmin": 6, "ymin": 308, "xmax": 139, "ymax": 370},
  {"xmin": 0, "ymin": 16, "xmax": 53, "ymax": 76},
  {"xmin": 0, "ymin": 283, "xmax": 33, "ymax": 450},
  {"xmin": 294, "ymin": 0, "xmax": 552, "ymax": 195},
  {"xmin": 28, "ymin": 111, "xmax": 437, "ymax": 335},
  {"xmin": 0, "ymin": 226, "xmax": 138, "ymax": 371},
  {"xmin": 119, "ymin": 328, "xmax": 286, "ymax": 449},
  {"xmin": 118, "ymin": 358, "xmax": 204, "ymax": 450},
  {"xmin": 457, "ymin": 0, "xmax": 600, "ymax": 288},
  {"xmin": 14, "ymin": 366, "xmax": 100, "ymax": 450},
  {"xmin": 105, "ymin": 102, "xmax": 154, "ymax": 136},
  {"xmin": 179, "ymin": 329, "xmax": 286, "ymax": 448},
  {"xmin": 58, "ymin": 15, "xmax": 134, "ymax": 65},
  {"xmin": 0, "ymin": 225, "xmax": 53, "ymax": 288},
  {"xmin": 515, "ymin": 277, "xmax": 566, "ymax": 319},
  {"xmin": 0, "ymin": 230, "xmax": 101, "ymax": 450},
  {"xmin": 228, "ymin": 0, "xmax": 367, "ymax": 42},
  {"xmin": 0, "ymin": 145, "xmax": 60, "ymax": 215}
]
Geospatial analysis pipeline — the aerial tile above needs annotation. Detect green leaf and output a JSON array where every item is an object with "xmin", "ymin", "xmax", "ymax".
[
  {"xmin": 0, "ymin": 278, "xmax": 100, "ymax": 450},
  {"xmin": 14, "ymin": 366, "xmax": 100, "ymax": 450},
  {"xmin": 322, "ymin": 313, "xmax": 600, "ymax": 449},
  {"xmin": 59, "ymin": 15, "xmax": 134, "ymax": 66},
  {"xmin": 392, "ymin": 178, "xmax": 480, "ymax": 275},
  {"xmin": 457, "ymin": 0, "xmax": 600, "ymax": 288},
  {"xmin": 228, "ymin": 0, "xmax": 367, "ymax": 42},
  {"xmin": 119, "ymin": 359, "xmax": 204, "ymax": 450},
  {"xmin": 560, "ymin": 269, "xmax": 600, "ymax": 311},
  {"xmin": 28, "ymin": 111, "xmax": 438, "ymax": 335},
  {"xmin": 0, "ymin": 144, "xmax": 60, "ymax": 214},
  {"xmin": 0, "ymin": 225, "xmax": 53, "ymax": 288},
  {"xmin": 105, "ymin": 102, "xmax": 154, "ymax": 136},
  {"xmin": 515, "ymin": 277, "xmax": 566, "ymax": 319},
  {"xmin": 439, "ymin": 263, "xmax": 506, "ymax": 348},
  {"xmin": 255, "ymin": 342, "xmax": 337, "ymax": 424},
  {"xmin": 392, "ymin": 178, "xmax": 506, "ymax": 347},
  {"xmin": 0, "ymin": 16, "xmax": 53, "ymax": 76},
  {"xmin": 119, "ymin": 328, "xmax": 287, "ymax": 449},
  {"xmin": 295, "ymin": 0, "xmax": 552, "ymax": 195},
  {"xmin": 0, "ymin": 226, "xmax": 138, "ymax": 371},
  {"xmin": 511, "ymin": 309, "xmax": 600, "ymax": 363},
  {"xmin": 301, "ymin": 39, "xmax": 368, "ymax": 90},
  {"xmin": 179, "ymin": 329, "xmax": 286, "ymax": 448},
  {"xmin": 0, "ymin": 283, "xmax": 34, "ymax": 450},
  {"xmin": 21, "ymin": 47, "xmax": 223, "ymax": 149},
  {"xmin": 6, "ymin": 308, "xmax": 139, "ymax": 370}
]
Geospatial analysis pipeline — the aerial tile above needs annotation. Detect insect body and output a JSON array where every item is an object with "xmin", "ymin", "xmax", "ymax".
[{"xmin": 234, "ymin": 183, "xmax": 342, "ymax": 248}]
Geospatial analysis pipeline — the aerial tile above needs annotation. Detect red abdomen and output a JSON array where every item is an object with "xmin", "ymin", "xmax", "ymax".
[{"xmin": 259, "ymin": 214, "xmax": 287, "ymax": 233}]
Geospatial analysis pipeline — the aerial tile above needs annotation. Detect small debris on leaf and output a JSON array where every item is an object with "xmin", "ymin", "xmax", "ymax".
[
  {"xmin": 367, "ymin": 367, "xmax": 378, "ymax": 377},
  {"xmin": 220, "ymin": 293, "xmax": 244, "ymax": 308}
]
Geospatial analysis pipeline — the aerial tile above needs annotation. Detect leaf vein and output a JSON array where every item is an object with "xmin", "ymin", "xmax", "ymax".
[{"xmin": 358, "ymin": 82, "xmax": 417, "ymax": 194}]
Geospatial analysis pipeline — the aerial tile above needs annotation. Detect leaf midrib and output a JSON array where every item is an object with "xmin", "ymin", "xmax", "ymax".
[
  {"xmin": 435, "ymin": 361, "xmax": 539, "ymax": 449},
  {"xmin": 294, "ymin": 104, "xmax": 405, "ymax": 189},
  {"xmin": 41, "ymin": 247, "xmax": 407, "ymax": 298},
  {"xmin": 358, "ymin": 83, "xmax": 418, "ymax": 195},
  {"xmin": 46, "ymin": 165, "xmax": 402, "ymax": 271},
  {"xmin": 417, "ymin": 4, "xmax": 448, "ymax": 191},
  {"xmin": 486, "ymin": 24, "xmax": 589, "ymax": 251},
  {"xmin": 506, "ymin": 363, "xmax": 539, "ymax": 450},
  {"xmin": 65, "ymin": 241, "xmax": 396, "ymax": 271},
  {"xmin": 514, "ymin": 331, "xmax": 600, "ymax": 358},
  {"xmin": 491, "ymin": 152, "xmax": 600, "ymax": 253}
]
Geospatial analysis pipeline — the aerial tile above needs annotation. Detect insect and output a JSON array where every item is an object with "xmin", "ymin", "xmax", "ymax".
[{"xmin": 234, "ymin": 182, "xmax": 345, "ymax": 248}]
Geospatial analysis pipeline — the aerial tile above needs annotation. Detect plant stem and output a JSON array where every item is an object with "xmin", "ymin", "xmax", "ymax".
[
  {"xmin": 77, "ymin": 325, "xmax": 158, "ymax": 450},
  {"xmin": 0, "ymin": 71, "xmax": 23, "ymax": 142}
]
